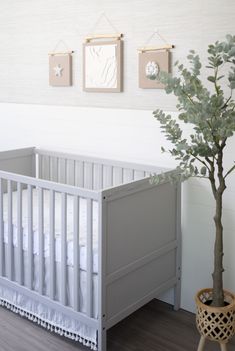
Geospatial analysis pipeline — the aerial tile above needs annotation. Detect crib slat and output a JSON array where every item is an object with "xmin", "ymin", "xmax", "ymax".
[
  {"xmin": 76, "ymin": 161, "xmax": 84, "ymax": 188},
  {"xmin": 7, "ymin": 180, "xmax": 13, "ymax": 280},
  {"xmin": 38, "ymin": 187, "xmax": 44, "ymax": 295},
  {"xmin": 98, "ymin": 164, "xmax": 103, "ymax": 189},
  {"xmin": 73, "ymin": 196, "xmax": 80, "ymax": 311},
  {"xmin": 61, "ymin": 192, "xmax": 67, "ymax": 305},
  {"xmin": 0, "ymin": 179, "xmax": 4, "ymax": 276},
  {"xmin": 86, "ymin": 199, "xmax": 93, "ymax": 317},
  {"xmin": 38, "ymin": 155, "xmax": 43, "ymax": 179},
  {"xmin": 114, "ymin": 166, "xmax": 122, "ymax": 185},
  {"xmin": 58, "ymin": 158, "xmax": 66, "ymax": 184},
  {"xmin": 107, "ymin": 166, "xmax": 113, "ymax": 187},
  {"xmin": 84, "ymin": 162, "xmax": 93, "ymax": 189},
  {"xmin": 17, "ymin": 182, "xmax": 23, "ymax": 285},
  {"xmin": 121, "ymin": 168, "xmax": 124, "ymax": 184},
  {"xmin": 27, "ymin": 184, "xmax": 33, "ymax": 289},
  {"xmin": 55, "ymin": 157, "xmax": 59, "ymax": 182},
  {"xmin": 131, "ymin": 169, "xmax": 135, "ymax": 181},
  {"xmin": 49, "ymin": 190, "xmax": 55, "ymax": 300},
  {"xmin": 64, "ymin": 159, "xmax": 68, "ymax": 184},
  {"xmin": 48, "ymin": 156, "xmax": 51, "ymax": 181},
  {"xmin": 66, "ymin": 159, "xmax": 75, "ymax": 186}
]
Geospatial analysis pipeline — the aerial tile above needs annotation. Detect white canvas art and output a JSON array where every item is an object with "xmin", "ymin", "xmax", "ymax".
[{"xmin": 83, "ymin": 40, "xmax": 122, "ymax": 92}]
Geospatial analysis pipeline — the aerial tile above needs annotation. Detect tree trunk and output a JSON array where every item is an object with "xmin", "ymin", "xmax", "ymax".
[{"xmin": 212, "ymin": 191, "xmax": 225, "ymax": 307}]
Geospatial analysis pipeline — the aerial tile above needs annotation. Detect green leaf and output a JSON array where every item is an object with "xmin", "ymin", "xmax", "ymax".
[
  {"xmin": 230, "ymin": 81, "xmax": 235, "ymax": 89},
  {"xmin": 200, "ymin": 166, "xmax": 207, "ymax": 176},
  {"xmin": 208, "ymin": 76, "xmax": 216, "ymax": 83}
]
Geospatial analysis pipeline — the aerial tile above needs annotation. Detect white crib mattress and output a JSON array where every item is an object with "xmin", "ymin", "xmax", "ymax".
[{"xmin": 3, "ymin": 189, "xmax": 99, "ymax": 272}]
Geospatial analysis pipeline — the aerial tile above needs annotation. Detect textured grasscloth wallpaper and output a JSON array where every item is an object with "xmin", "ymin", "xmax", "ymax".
[{"xmin": 0, "ymin": 0, "xmax": 234, "ymax": 110}]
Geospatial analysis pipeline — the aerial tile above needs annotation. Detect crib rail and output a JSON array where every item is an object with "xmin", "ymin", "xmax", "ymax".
[
  {"xmin": 35, "ymin": 148, "xmax": 166, "ymax": 190},
  {"xmin": 0, "ymin": 169, "xmax": 99, "ymax": 325}
]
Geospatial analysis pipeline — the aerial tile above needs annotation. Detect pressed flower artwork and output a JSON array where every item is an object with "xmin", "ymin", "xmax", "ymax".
[{"xmin": 139, "ymin": 51, "xmax": 170, "ymax": 89}]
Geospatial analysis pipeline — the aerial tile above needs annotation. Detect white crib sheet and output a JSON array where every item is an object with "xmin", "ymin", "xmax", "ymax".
[{"xmin": 3, "ymin": 188, "xmax": 99, "ymax": 272}]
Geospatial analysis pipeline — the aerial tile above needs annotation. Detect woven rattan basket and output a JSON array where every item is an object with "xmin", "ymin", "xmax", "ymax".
[{"xmin": 195, "ymin": 288, "xmax": 235, "ymax": 343}]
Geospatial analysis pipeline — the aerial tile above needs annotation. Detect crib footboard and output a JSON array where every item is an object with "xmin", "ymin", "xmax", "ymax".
[{"xmin": 100, "ymin": 177, "xmax": 181, "ymax": 331}]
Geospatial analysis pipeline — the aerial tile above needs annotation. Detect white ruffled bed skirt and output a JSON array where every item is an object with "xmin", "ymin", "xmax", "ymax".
[
  {"xmin": 0, "ymin": 285, "xmax": 98, "ymax": 350},
  {"xmin": 0, "ymin": 245, "xmax": 98, "ymax": 350}
]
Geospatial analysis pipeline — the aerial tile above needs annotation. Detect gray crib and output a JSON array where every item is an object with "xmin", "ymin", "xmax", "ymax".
[{"xmin": 0, "ymin": 147, "xmax": 181, "ymax": 351}]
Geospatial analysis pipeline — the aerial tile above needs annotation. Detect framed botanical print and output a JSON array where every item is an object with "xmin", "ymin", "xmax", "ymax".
[{"xmin": 83, "ymin": 40, "xmax": 123, "ymax": 92}]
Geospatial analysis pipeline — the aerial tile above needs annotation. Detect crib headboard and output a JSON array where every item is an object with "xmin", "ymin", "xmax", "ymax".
[
  {"xmin": 0, "ymin": 147, "xmax": 36, "ymax": 177},
  {"xmin": 0, "ymin": 147, "xmax": 36, "ymax": 191},
  {"xmin": 35, "ymin": 148, "xmax": 169, "ymax": 190}
]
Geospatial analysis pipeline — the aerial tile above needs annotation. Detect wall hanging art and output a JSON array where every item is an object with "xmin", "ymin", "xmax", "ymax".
[
  {"xmin": 83, "ymin": 13, "xmax": 124, "ymax": 92},
  {"xmin": 138, "ymin": 30, "xmax": 174, "ymax": 89},
  {"xmin": 49, "ymin": 40, "xmax": 74, "ymax": 87}
]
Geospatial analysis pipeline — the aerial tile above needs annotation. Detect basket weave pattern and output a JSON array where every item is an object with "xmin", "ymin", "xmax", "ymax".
[{"xmin": 196, "ymin": 289, "xmax": 235, "ymax": 343}]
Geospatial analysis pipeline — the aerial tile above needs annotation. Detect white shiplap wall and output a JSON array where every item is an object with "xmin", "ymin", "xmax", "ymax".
[{"xmin": 0, "ymin": 0, "xmax": 235, "ymax": 313}]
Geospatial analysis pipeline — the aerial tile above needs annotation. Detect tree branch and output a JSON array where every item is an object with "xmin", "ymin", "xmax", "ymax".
[
  {"xmin": 205, "ymin": 156, "xmax": 214, "ymax": 167},
  {"xmin": 190, "ymin": 153, "xmax": 211, "ymax": 172},
  {"xmin": 224, "ymin": 163, "xmax": 235, "ymax": 179},
  {"xmin": 217, "ymin": 148, "xmax": 226, "ymax": 195},
  {"xmin": 181, "ymin": 88, "xmax": 196, "ymax": 105},
  {"xmin": 221, "ymin": 94, "xmax": 232, "ymax": 109},
  {"xmin": 214, "ymin": 66, "xmax": 220, "ymax": 96}
]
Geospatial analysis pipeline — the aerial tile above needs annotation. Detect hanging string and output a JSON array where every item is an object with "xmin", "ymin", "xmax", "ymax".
[
  {"xmin": 88, "ymin": 12, "xmax": 120, "ymax": 35},
  {"xmin": 49, "ymin": 39, "xmax": 74, "ymax": 56},
  {"xmin": 85, "ymin": 12, "xmax": 123, "ymax": 42},
  {"xmin": 142, "ymin": 29, "xmax": 170, "ymax": 49}
]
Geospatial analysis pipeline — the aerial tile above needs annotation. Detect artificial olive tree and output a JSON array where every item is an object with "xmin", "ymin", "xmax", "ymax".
[{"xmin": 153, "ymin": 35, "xmax": 235, "ymax": 307}]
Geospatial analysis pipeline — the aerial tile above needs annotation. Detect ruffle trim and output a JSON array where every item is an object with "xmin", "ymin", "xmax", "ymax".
[{"xmin": 0, "ymin": 298, "xmax": 97, "ymax": 350}]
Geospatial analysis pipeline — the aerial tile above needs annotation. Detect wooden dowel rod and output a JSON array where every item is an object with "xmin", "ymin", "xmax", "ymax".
[
  {"xmin": 48, "ymin": 51, "xmax": 74, "ymax": 56},
  {"xmin": 138, "ymin": 44, "xmax": 174, "ymax": 52},
  {"xmin": 85, "ymin": 33, "xmax": 123, "ymax": 42}
]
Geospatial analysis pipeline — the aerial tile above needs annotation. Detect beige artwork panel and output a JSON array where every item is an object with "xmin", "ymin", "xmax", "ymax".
[
  {"xmin": 139, "ymin": 51, "xmax": 170, "ymax": 89},
  {"xmin": 83, "ymin": 40, "xmax": 123, "ymax": 93},
  {"xmin": 49, "ymin": 54, "xmax": 72, "ymax": 87}
]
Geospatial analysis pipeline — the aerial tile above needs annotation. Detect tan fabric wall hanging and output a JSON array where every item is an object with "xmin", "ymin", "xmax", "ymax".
[
  {"xmin": 49, "ymin": 54, "xmax": 72, "ymax": 87},
  {"xmin": 138, "ymin": 30, "xmax": 174, "ymax": 89},
  {"xmin": 139, "ymin": 50, "xmax": 170, "ymax": 89}
]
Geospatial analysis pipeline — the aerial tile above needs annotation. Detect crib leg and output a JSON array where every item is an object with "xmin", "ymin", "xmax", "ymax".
[
  {"xmin": 98, "ymin": 327, "xmax": 107, "ymax": 351},
  {"xmin": 173, "ymin": 279, "xmax": 181, "ymax": 311}
]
